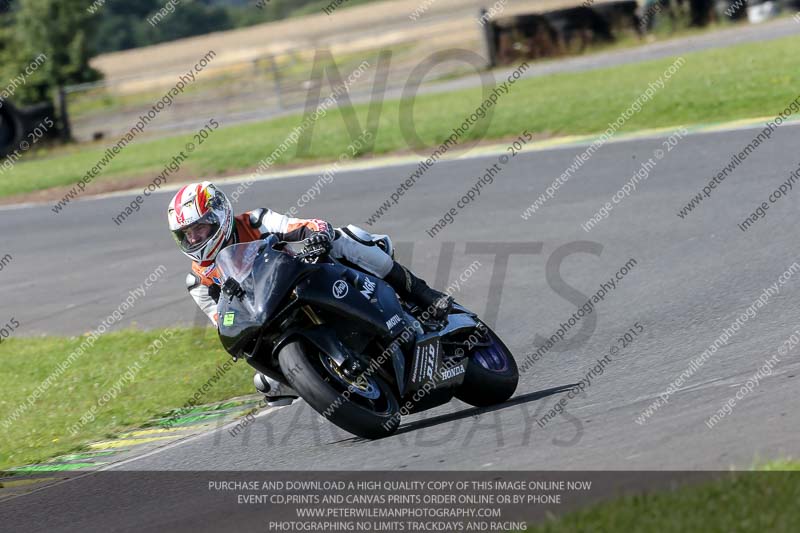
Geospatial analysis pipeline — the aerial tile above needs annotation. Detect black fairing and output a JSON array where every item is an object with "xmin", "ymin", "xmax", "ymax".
[
  {"xmin": 293, "ymin": 264, "xmax": 406, "ymax": 337},
  {"xmin": 216, "ymin": 237, "xmax": 406, "ymax": 358},
  {"xmin": 217, "ymin": 239, "xmax": 313, "ymax": 355}
]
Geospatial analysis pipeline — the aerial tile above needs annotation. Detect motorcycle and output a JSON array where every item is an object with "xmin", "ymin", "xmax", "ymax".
[{"xmin": 215, "ymin": 234, "xmax": 518, "ymax": 439}]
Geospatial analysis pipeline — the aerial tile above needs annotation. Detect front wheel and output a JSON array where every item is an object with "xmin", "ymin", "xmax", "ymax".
[
  {"xmin": 278, "ymin": 340, "xmax": 400, "ymax": 439},
  {"xmin": 455, "ymin": 325, "xmax": 519, "ymax": 407}
]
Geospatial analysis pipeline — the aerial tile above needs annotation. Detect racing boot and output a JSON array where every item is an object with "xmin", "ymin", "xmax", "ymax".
[
  {"xmin": 254, "ymin": 373, "xmax": 299, "ymax": 407},
  {"xmin": 384, "ymin": 262, "xmax": 452, "ymax": 320}
]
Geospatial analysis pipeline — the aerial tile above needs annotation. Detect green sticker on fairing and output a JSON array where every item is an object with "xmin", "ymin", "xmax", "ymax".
[{"xmin": 223, "ymin": 312, "xmax": 235, "ymax": 326}]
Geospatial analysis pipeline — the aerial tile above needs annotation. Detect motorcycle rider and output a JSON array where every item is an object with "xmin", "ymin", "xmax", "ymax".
[{"xmin": 168, "ymin": 181, "xmax": 452, "ymax": 406}]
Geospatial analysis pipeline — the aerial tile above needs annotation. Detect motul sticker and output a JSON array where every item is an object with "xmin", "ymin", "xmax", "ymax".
[{"xmin": 386, "ymin": 314, "xmax": 402, "ymax": 329}]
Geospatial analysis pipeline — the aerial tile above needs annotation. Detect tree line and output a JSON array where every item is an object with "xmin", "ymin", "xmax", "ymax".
[{"xmin": 0, "ymin": 0, "xmax": 381, "ymax": 107}]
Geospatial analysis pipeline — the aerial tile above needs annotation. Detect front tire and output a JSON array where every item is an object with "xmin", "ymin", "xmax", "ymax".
[
  {"xmin": 455, "ymin": 325, "xmax": 519, "ymax": 407},
  {"xmin": 278, "ymin": 340, "xmax": 400, "ymax": 439}
]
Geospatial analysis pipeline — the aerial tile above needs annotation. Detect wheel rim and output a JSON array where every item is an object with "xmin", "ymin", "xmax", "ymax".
[
  {"xmin": 472, "ymin": 332, "xmax": 510, "ymax": 373},
  {"xmin": 315, "ymin": 353, "xmax": 395, "ymax": 416},
  {"xmin": 320, "ymin": 354, "xmax": 381, "ymax": 400}
]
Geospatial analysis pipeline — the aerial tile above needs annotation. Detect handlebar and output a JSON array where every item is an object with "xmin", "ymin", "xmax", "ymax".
[{"xmin": 275, "ymin": 240, "xmax": 325, "ymax": 263}]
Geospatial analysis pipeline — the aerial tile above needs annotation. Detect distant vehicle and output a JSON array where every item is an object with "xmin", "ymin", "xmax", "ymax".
[{"xmin": 0, "ymin": 99, "xmax": 57, "ymax": 158}]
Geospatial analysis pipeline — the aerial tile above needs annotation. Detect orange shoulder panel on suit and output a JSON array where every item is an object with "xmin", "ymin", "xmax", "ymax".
[{"xmin": 235, "ymin": 212, "xmax": 263, "ymax": 243}]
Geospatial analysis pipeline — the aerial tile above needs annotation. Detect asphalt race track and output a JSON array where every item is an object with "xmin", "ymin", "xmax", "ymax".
[{"xmin": 3, "ymin": 120, "xmax": 800, "ymax": 477}]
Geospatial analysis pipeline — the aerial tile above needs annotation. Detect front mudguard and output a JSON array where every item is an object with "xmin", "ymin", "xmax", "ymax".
[{"xmin": 272, "ymin": 325, "xmax": 351, "ymax": 368}]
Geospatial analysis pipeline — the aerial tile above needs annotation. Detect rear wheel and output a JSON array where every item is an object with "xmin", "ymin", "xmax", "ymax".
[
  {"xmin": 455, "ymin": 325, "xmax": 518, "ymax": 407},
  {"xmin": 278, "ymin": 340, "xmax": 400, "ymax": 439}
]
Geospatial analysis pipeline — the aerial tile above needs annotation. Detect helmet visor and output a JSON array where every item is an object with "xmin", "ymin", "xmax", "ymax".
[{"xmin": 171, "ymin": 211, "xmax": 222, "ymax": 254}]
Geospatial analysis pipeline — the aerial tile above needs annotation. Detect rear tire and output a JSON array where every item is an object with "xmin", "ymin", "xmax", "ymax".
[
  {"xmin": 278, "ymin": 340, "xmax": 400, "ymax": 439},
  {"xmin": 0, "ymin": 103, "xmax": 23, "ymax": 158},
  {"xmin": 455, "ymin": 326, "xmax": 518, "ymax": 407}
]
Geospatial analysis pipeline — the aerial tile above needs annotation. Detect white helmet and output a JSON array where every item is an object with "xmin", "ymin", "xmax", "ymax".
[{"xmin": 168, "ymin": 181, "xmax": 233, "ymax": 264}]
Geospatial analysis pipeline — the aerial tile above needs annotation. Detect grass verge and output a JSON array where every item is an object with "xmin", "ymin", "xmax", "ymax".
[
  {"xmin": 5, "ymin": 33, "xmax": 800, "ymax": 199},
  {"xmin": 0, "ymin": 327, "xmax": 252, "ymax": 471},
  {"xmin": 528, "ymin": 461, "xmax": 800, "ymax": 533}
]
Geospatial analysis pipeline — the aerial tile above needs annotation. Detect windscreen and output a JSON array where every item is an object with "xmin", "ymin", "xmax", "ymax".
[{"xmin": 215, "ymin": 241, "xmax": 265, "ymax": 284}]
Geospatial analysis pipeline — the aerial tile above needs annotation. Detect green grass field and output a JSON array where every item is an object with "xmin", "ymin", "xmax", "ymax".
[
  {"xmin": 6, "ymin": 34, "xmax": 800, "ymax": 198},
  {"xmin": 527, "ymin": 462, "xmax": 800, "ymax": 533},
  {"xmin": 0, "ymin": 328, "xmax": 253, "ymax": 471}
]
